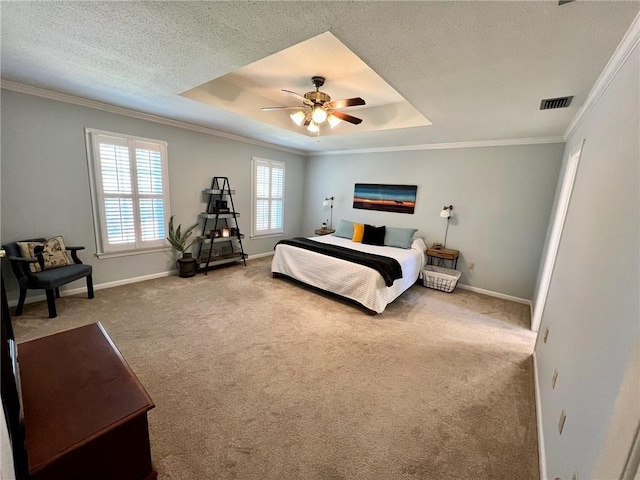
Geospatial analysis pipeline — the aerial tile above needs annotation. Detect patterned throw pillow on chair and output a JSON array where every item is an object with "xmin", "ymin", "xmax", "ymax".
[{"xmin": 17, "ymin": 236, "xmax": 71, "ymax": 273}]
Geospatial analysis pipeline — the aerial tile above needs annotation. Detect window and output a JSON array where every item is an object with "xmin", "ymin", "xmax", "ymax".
[
  {"xmin": 85, "ymin": 129, "xmax": 171, "ymax": 257},
  {"xmin": 251, "ymin": 157, "xmax": 285, "ymax": 237}
]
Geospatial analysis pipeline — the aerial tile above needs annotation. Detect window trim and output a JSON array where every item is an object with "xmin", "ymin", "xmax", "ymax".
[
  {"xmin": 251, "ymin": 157, "xmax": 285, "ymax": 238},
  {"xmin": 85, "ymin": 128, "xmax": 172, "ymax": 258}
]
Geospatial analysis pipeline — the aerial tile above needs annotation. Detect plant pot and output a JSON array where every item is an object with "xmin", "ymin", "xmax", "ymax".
[{"xmin": 177, "ymin": 253, "xmax": 198, "ymax": 278}]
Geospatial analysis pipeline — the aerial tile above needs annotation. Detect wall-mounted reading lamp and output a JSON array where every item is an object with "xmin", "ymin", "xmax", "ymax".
[
  {"xmin": 323, "ymin": 196, "xmax": 334, "ymax": 229},
  {"xmin": 440, "ymin": 205, "xmax": 454, "ymax": 247}
]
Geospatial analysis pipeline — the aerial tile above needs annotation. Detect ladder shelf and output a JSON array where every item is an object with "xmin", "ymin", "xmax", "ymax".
[{"xmin": 195, "ymin": 177, "xmax": 247, "ymax": 274}]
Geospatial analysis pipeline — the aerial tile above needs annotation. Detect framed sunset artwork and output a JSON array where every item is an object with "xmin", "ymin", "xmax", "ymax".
[{"xmin": 353, "ymin": 184, "xmax": 417, "ymax": 214}]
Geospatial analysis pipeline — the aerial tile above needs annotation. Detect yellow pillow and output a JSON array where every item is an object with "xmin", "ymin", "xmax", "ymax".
[{"xmin": 352, "ymin": 223, "xmax": 365, "ymax": 242}]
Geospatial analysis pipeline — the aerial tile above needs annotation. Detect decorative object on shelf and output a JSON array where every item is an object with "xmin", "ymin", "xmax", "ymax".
[
  {"xmin": 167, "ymin": 216, "xmax": 198, "ymax": 278},
  {"xmin": 431, "ymin": 242, "xmax": 443, "ymax": 250},
  {"xmin": 221, "ymin": 227, "xmax": 231, "ymax": 238},
  {"xmin": 353, "ymin": 184, "xmax": 417, "ymax": 214},
  {"xmin": 322, "ymin": 196, "xmax": 334, "ymax": 229},
  {"xmin": 261, "ymin": 76, "xmax": 366, "ymax": 140},
  {"xmin": 213, "ymin": 199, "xmax": 229, "ymax": 213},
  {"xmin": 439, "ymin": 205, "xmax": 454, "ymax": 247}
]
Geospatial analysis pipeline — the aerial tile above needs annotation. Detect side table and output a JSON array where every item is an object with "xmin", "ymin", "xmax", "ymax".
[
  {"xmin": 426, "ymin": 247, "xmax": 459, "ymax": 269},
  {"xmin": 314, "ymin": 229, "xmax": 335, "ymax": 236}
]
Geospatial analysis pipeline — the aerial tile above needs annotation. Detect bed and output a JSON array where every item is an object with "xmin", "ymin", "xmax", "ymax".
[{"xmin": 271, "ymin": 234, "xmax": 427, "ymax": 314}]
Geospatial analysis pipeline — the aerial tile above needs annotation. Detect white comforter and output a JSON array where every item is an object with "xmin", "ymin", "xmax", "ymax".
[{"xmin": 271, "ymin": 235, "xmax": 426, "ymax": 313}]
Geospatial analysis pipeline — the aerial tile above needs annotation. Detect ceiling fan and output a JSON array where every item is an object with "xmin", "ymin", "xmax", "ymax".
[{"xmin": 261, "ymin": 76, "xmax": 366, "ymax": 134}]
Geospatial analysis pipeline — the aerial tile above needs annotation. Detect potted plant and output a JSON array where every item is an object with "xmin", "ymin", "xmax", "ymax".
[{"xmin": 167, "ymin": 215, "xmax": 199, "ymax": 277}]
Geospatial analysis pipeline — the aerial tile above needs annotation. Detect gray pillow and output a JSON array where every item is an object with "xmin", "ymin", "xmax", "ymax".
[
  {"xmin": 384, "ymin": 227, "xmax": 418, "ymax": 249},
  {"xmin": 333, "ymin": 220, "xmax": 355, "ymax": 239}
]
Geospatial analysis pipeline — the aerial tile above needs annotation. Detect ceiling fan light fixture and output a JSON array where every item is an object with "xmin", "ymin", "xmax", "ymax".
[
  {"xmin": 311, "ymin": 106, "xmax": 327, "ymax": 124},
  {"xmin": 327, "ymin": 114, "xmax": 341, "ymax": 128},
  {"xmin": 290, "ymin": 110, "xmax": 306, "ymax": 126},
  {"xmin": 264, "ymin": 77, "xmax": 365, "ymax": 139}
]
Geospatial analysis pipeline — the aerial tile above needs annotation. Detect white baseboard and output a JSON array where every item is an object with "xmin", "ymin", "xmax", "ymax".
[
  {"xmin": 530, "ymin": 302, "xmax": 537, "ymax": 332},
  {"xmin": 7, "ymin": 253, "xmax": 275, "ymax": 307},
  {"xmin": 456, "ymin": 283, "xmax": 532, "ymax": 306},
  {"xmin": 532, "ymin": 351, "xmax": 547, "ymax": 480},
  {"xmin": 456, "ymin": 284, "xmax": 536, "ymax": 332},
  {"xmin": 248, "ymin": 251, "xmax": 275, "ymax": 260},
  {"xmin": 7, "ymin": 270, "xmax": 177, "ymax": 307}
]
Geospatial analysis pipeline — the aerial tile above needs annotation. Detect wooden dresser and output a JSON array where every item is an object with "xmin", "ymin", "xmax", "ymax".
[{"xmin": 18, "ymin": 322, "xmax": 157, "ymax": 480}]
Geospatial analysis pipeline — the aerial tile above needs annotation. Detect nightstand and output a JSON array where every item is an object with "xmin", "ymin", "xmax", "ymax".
[
  {"xmin": 426, "ymin": 247, "xmax": 459, "ymax": 269},
  {"xmin": 314, "ymin": 228, "xmax": 335, "ymax": 236}
]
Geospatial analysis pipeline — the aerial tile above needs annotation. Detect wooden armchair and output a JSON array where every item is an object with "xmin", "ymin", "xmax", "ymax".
[{"xmin": 2, "ymin": 238, "xmax": 93, "ymax": 318}]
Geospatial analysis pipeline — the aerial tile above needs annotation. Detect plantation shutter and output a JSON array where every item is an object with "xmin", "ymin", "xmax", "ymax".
[
  {"xmin": 252, "ymin": 158, "xmax": 285, "ymax": 236},
  {"xmin": 270, "ymin": 164, "xmax": 284, "ymax": 230},
  {"xmin": 255, "ymin": 163, "xmax": 270, "ymax": 232},
  {"xmin": 135, "ymin": 142, "xmax": 166, "ymax": 243},
  {"xmin": 90, "ymin": 132, "xmax": 170, "ymax": 254},
  {"xmin": 96, "ymin": 135, "xmax": 136, "ymax": 249}
]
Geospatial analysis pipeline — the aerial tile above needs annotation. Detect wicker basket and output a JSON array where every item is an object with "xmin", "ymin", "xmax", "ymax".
[{"xmin": 422, "ymin": 265, "xmax": 461, "ymax": 293}]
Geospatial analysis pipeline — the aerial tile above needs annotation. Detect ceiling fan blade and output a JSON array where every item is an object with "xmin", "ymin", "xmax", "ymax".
[
  {"xmin": 325, "ymin": 97, "xmax": 366, "ymax": 109},
  {"xmin": 282, "ymin": 89, "xmax": 314, "ymax": 106},
  {"xmin": 330, "ymin": 110, "xmax": 363, "ymax": 125},
  {"xmin": 261, "ymin": 106, "xmax": 306, "ymax": 111}
]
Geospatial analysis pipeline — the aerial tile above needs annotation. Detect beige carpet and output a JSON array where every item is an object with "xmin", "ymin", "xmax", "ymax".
[{"xmin": 11, "ymin": 257, "xmax": 539, "ymax": 480}]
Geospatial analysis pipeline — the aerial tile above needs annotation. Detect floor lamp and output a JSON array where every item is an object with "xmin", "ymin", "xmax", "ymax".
[{"xmin": 323, "ymin": 196, "xmax": 334, "ymax": 229}]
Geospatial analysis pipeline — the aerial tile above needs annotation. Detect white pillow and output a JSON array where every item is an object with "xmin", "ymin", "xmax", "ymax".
[{"xmin": 411, "ymin": 237, "xmax": 427, "ymax": 252}]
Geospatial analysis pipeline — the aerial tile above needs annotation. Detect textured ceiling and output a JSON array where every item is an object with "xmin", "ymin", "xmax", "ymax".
[{"xmin": 1, "ymin": 2, "xmax": 638, "ymax": 154}]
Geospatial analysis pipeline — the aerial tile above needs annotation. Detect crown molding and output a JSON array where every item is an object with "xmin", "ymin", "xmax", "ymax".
[
  {"xmin": 564, "ymin": 11, "xmax": 640, "ymax": 140},
  {"xmin": 309, "ymin": 136, "xmax": 565, "ymax": 157},
  {"xmin": 0, "ymin": 80, "xmax": 565, "ymax": 157},
  {"xmin": 0, "ymin": 80, "xmax": 306, "ymax": 156}
]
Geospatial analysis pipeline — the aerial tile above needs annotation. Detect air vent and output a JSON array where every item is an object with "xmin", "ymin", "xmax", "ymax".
[{"xmin": 540, "ymin": 96, "xmax": 574, "ymax": 110}]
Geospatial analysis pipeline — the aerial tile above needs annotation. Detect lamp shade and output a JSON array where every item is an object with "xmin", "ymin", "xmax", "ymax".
[
  {"xmin": 311, "ymin": 106, "xmax": 328, "ymax": 123},
  {"xmin": 440, "ymin": 208, "xmax": 451, "ymax": 218},
  {"xmin": 327, "ymin": 114, "xmax": 341, "ymax": 128},
  {"xmin": 290, "ymin": 111, "xmax": 306, "ymax": 126}
]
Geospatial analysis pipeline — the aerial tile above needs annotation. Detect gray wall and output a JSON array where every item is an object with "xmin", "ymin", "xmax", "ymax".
[
  {"xmin": 0, "ymin": 89, "xmax": 564, "ymax": 303},
  {"xmin": 305, "ymin": 144, "xmax": 564, "ymax": 300},
  {"xmin": 534, "ymin": 43, "xmax": 639, "ymax": 479},
  {"xmin": 0, "ymin": 90, "xmax": 307, "ymax": 299}
]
